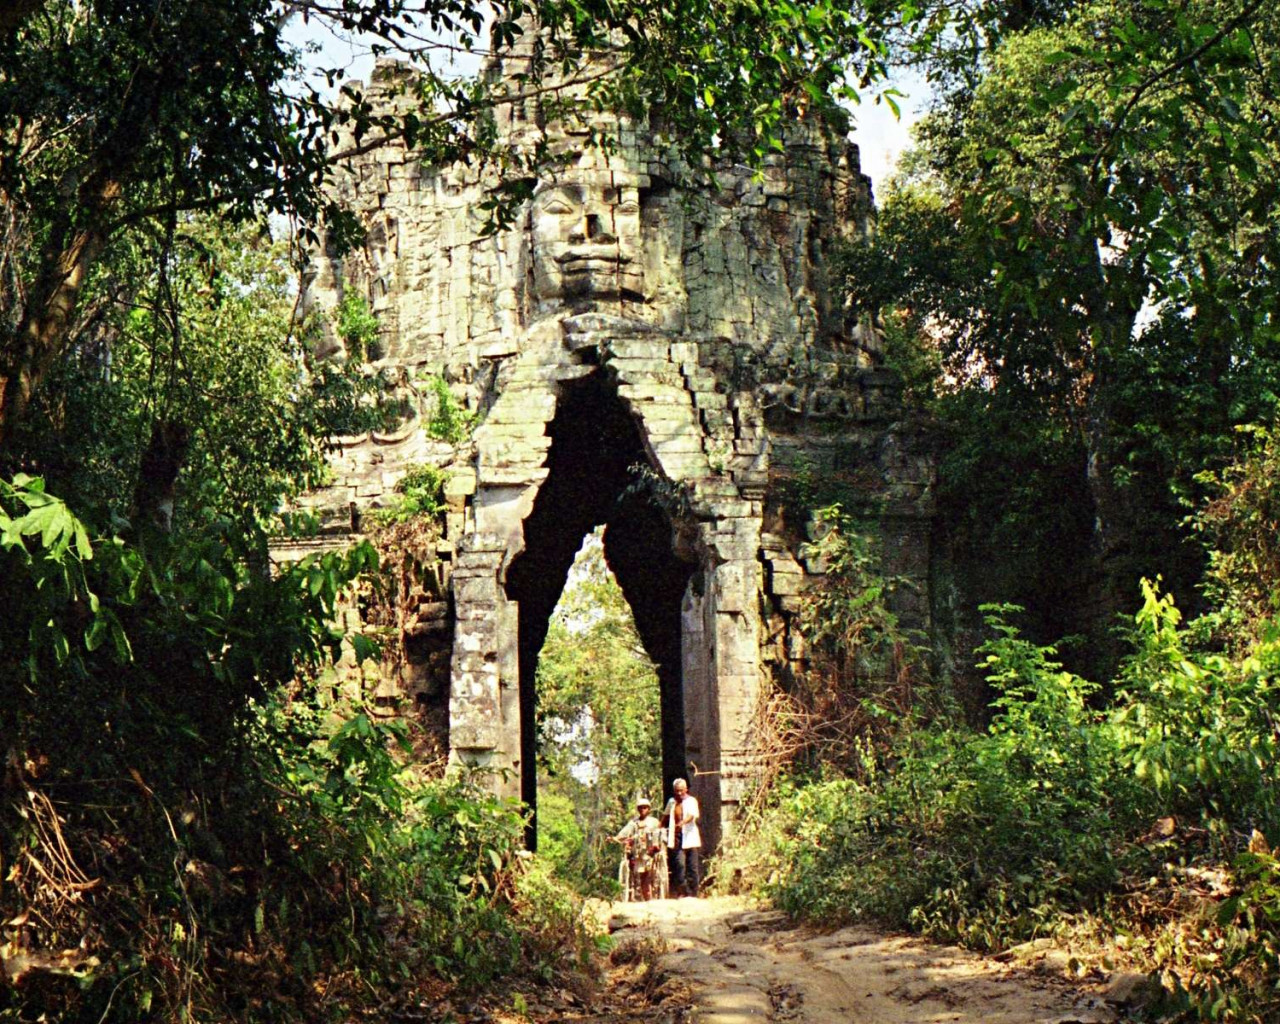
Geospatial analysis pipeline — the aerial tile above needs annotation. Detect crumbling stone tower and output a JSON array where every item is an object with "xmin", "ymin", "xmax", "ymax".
[{"xmin": 290, "ymin": 46, "xmax": 934, "ymax": 854}]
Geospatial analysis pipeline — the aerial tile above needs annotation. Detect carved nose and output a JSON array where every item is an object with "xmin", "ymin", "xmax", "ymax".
[{"xmin": 570, "ymin": 212, "xmax": 616, "ymax": 244}]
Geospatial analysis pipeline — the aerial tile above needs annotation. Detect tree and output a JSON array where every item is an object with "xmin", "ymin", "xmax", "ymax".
[
  {"xmin": 847, "ymin": 0, "xmax": 1280, "ymax": 666},
  {"xmin": 0, "ymin": 0, "xmax": 944, "ymax": 449},
  {"xmin": 535, "ymin": 531, "xmax": 662, "ymax": 888},
  {"xmin": 6, "ymin": 218, "xmax": 387, "ymax": 537}
]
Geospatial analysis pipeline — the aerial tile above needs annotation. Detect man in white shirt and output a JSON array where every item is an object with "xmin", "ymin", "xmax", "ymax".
[{"xmin": 662, "ymin": 777, "xmax": 701, "ymax": 897}]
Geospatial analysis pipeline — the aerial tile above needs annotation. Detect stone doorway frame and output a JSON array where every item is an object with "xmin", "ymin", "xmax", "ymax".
[{"xmin": 448, "ymin": 317, "xmax": 768, "ymax": 855}]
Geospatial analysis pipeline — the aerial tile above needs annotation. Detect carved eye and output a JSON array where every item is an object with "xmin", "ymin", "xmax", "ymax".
[
  {"xmin": 540, "ymin": 199, "xmax": 575, "ymax": 215},
  {"xmin": 616, "ymin": 202, "xmax": 640, "ymax": 215}
]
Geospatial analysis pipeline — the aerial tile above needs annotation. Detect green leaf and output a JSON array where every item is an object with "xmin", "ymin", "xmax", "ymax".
[
  {"xmin": 85, "ymin": 617, "xmax": 110, "ymax": 653},
  {"xmin": 352, "ymin": 633, "xmax": 379, "ymax": 665},
  {"xmin": 51, "ymin": 626, "xmax": 70, "ymax": 665}
]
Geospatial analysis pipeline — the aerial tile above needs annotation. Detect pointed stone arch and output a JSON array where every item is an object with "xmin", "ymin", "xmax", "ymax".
[
  {"xmin": 448, "ymin": 320, "xmax": 768, "ymax": 853},
  {"xmin": 504, "ymin": 368, "xmax": 695, "ymax": 841}
]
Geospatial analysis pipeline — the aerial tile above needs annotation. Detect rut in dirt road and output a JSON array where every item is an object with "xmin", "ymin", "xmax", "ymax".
[{"xmin": 608, "ymin": 896, "xmax": 1122, "ymax": 1024}]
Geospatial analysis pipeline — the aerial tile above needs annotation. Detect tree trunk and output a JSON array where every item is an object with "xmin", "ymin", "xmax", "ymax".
[
  {"xmin": 1080, "ymin": 279, "xmax": 1143, "ymax": 675},
  {"xmin": 132, "ymin": 420, "xmax": 190, "ymax": 535},
  {"xmin": 0, "ymin": 177, "xmax": 119, "ymax": 449},
  {"xmin": 0, "ymin": 230, "xmax": 102, "ymax": 441}
]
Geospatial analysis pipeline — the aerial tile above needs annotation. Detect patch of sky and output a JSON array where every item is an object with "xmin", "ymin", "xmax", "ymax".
[
  {"xmin": 847, "ymin": 69, "xmax": 928, "ymax": 198},
  {"xmin": 280, "ymin": 8, "xmax": 488, "ymax": 102}
]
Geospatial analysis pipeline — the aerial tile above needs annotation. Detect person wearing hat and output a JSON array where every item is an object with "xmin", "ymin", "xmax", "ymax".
[{"xmin": 613, "ymin": 796, "xmax": 662, "ymax": 900}]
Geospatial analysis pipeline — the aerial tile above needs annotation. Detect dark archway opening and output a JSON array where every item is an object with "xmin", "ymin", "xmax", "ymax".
[{"xmin": 505, "ymin": 370, "xmax": 695, "ymax": 847}]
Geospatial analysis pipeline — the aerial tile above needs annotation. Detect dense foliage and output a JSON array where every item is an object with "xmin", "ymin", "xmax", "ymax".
[
  {"xmin": 726, "ymin": 419, "xmax": 1280, "ymax": 1020},
  {"xmin": 744, "ymin": 572, "xmax": 1280, "ymax": 1018},
  {"xmin": 723, "ymin": 4, "xmax": 1280, "ymax": 1019},
  {"xmin": 4, "ymin": 221, "xmax": 382, "ymax": 533},
  {"xmin": 535, "ymin": 531, "xmax": 663, "ymax": 894},
  {"xmin": 723, "ymin": 413, "xmax": 1280, "ymax": 1023},
  {"xmin": 845, "ymin": 0, "xmax": 1280, "ymax": 675}
]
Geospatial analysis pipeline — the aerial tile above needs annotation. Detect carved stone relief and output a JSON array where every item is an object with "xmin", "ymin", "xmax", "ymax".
[{"xmin": 280, "ymin": 41, "xmax": 935, "ymax": 856}]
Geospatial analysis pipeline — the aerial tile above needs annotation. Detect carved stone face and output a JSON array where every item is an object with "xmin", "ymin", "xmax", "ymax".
[{"xmin": 530, "ymin": 181, "xmax": 645, "ymax": 303}]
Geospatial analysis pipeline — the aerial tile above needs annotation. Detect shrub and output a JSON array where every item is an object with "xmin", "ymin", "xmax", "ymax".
[
  {"xmin": 748, "ymin": 582, "xmax": 1280, "ymax": 1016},
  {"xmin": 764, "ymin": 607, "xmax": 1131, "ymax": 950},
  {"xmin": 371, "ymin": 463, "xmax": 447, "ymax": 526},
  {"xmin": 1113, "ymin": 581, "xmax": 1280, "ymax": 842},
  {"xmin": 771, "ymin": 506, "xmax": 934, "ymax": 783},
  {"xmin": 336, "ymin": 291, "xmax": 381, "ymax": 362},
  {"xmin": 425, "ymin": 376, "xmax": 474, "ymax": 444},
  {"xmin": 0, "ymin": 477, "xmax": 594, "ymax": 1022}
]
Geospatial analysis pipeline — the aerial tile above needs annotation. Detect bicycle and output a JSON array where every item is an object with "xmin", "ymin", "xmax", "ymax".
[{"xmin": 617, "ymin": 840, "xmax": 669, "ymax": 902}]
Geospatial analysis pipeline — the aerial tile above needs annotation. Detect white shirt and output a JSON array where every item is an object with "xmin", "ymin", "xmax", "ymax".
[{"xmin": 666, "ymin": 794, "xmax": 701, "ymax": 849}]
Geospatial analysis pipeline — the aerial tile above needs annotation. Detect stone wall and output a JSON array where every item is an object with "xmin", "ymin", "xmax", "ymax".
[{"xmin": 280, "ymin": 45, "xmax": 934, "ymax": 855}]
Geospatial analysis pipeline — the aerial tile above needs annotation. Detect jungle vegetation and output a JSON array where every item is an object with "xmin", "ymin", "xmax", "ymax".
[
  {"xmin": 535, "ymin": 530, "xmax": 664, "ymax": 896},
  {"xmin": 722, "ymin": 3, "xmax": 1280, "ymax": 1021},
  {"xmin": 3, "ymin": 0, "xmax": 1280, "ymax": 1021}
]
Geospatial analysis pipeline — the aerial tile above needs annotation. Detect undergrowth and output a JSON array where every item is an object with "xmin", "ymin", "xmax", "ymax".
[
  {"xmin": 0, "ymin": 476, "xmax": 594, "ymax": 1022},
  {"xmin": 720, "ymin": 437, "xmax": 1280, "ymax": 1022},
  {"xmin": 424, "ymin": 376, "xmax": 474, "ymax": 444},
  {"xmin": 727, "ymin": 587, "xmax": 1280, "ymax": 1022},
  {"xmin": 368, "ymin": 463, "xmax": 447, "ymax": 526}
]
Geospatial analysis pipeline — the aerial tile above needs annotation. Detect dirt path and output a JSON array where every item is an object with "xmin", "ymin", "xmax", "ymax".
[{"xmin": 605, "ymin": 897, "xmax": 1120, "ymax": 1024}]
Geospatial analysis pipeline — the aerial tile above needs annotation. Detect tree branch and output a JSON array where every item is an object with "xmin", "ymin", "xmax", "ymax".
[
  {"xmin": 108, "ymin": 60, "xmax": 624, "ymax": 231},
  {"xmin": 1091, "ymin": 0, "xmax": 1265, "ymax": 179}
]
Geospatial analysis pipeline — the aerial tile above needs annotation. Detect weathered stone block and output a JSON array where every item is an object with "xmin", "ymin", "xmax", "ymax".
[
  {"xmin": 444, "ymin": 467, "xmax": 477, "ymax": 510},
  {"xmin": 769, "ymin": 568, "xmax": 806, "ymax": 596},
  {"xmin": 651, "ymin": 435, "xmax": 706, "ymax": 456},
  {"xmin": 608, "ymin": 339, "xmax": 670, "ymax": 361},
  {"xmin": 656, "ymin": 453, "xmax": 712, "ymax": 480},
  {"xmin": 710, "ymin": 499, "xmax": 755, "ymax": 520},
  {"xmin": 618, "ymin": 383, "xmax": 689, "ymax": 404},
  {"xmin": 637, "ymin": 404, "xmax": 697, "ymax": 427},
  {"xmin": 479, "ymin": 466, "xmax": 549, "ymax": 487},
  {"xmin": 669, "ymin": 341, "xmax": 699, "ymax": 364},
  {"xmin": 768, "ymin": 553, "xmax": 803, "ymax": 576},
  {"xmin": 454, "ymin": 573, "xmax": 500, "ymax": 607}
]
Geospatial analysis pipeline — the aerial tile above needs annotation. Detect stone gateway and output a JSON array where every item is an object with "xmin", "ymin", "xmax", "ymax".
[{"xmin": 285, "ymin": 41, "xmax": 934, "ymax": 855}]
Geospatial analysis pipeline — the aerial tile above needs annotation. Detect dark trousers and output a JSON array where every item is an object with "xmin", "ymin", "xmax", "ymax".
[{"xmin": 673, "ymin": 845, "xmax": 701, "ymax": 896}]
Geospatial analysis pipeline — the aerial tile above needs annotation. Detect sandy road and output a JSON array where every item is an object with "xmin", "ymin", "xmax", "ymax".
[{"xmin": 606, "ymin": 897, "xmax": 1120, "ymax": 1024}]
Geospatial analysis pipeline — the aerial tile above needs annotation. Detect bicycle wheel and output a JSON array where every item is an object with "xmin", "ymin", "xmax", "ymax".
[{"xmin": 618, "ymin": 856, "xmax": 631, "ymax": 903}]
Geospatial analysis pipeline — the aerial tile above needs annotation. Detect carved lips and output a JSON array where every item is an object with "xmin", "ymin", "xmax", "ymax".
[{"xmin": 557, "ymin": 248, "xmax": 634, "ymax": 274}]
